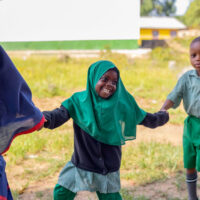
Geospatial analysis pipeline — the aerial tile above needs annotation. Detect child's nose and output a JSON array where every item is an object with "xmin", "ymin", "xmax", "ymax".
[
  {"xmin": 196, "ymin": 54, "xmax": 200, "ymax": 60},
  {"xmin": 106, "ymin": 81, "xmax": 113, "ymax": 88}
]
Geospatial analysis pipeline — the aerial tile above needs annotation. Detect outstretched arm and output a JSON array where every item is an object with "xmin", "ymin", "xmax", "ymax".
[
  {"xmin": 139, "ymin": 111, "xmax": 169, "ymax": 128},
  {"xmin": 42, "ymin": 105, "xmax": 70, "ymax": 129},
  {"xmin": 160, "ymin": 99, "xmax": 174, "ymax": 111}
]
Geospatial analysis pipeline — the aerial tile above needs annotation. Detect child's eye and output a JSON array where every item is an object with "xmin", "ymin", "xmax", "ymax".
[
  {"xmin": 191, "ymin": 54, "xmax": 196, "ymax": 58},
  {"xmin": 100, "ymin": 77, "xmax": 107, "ymax": 82},
  {"xmin": 112, "ymin": 81, "xmax": 117, "ymax": 85}
]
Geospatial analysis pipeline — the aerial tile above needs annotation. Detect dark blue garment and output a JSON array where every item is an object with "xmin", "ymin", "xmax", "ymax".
[
  {"xmin": 0, "ymin": 46, "xmax": 45, "ymax": 154},
  {"xmin": 0, "ymin": 156, "xmax": 13, "ymax": 200},
  {"xmin": 43, "ymin": 106, "xmax": 169, "ymax": 175}
]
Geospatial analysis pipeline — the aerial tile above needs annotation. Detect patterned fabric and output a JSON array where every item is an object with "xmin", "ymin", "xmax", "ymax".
[
  {"xmin": 0, "ymin": 46, "xmax": 45, "ymax": 154},
  {"xmin": 167, "ymin": 70, "xmax": 200, "ymax": 118},
  {"xmin": 58, "ymin": 161, "xmax": 121, "ymax": 193},
  {"xmin": 0, "ymin": 156, "xmax": 13, "ymax": 200}
]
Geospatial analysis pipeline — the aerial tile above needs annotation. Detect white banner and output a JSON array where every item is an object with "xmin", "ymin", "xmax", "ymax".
[{"xmin": 0, "ymin": 0, "xmax": 140, "ymax": 41}]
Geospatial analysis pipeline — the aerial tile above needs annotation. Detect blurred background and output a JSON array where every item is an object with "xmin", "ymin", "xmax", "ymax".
[{"xmin": 1, "ymin": 0, "xmax": 200, "ymax": 199}]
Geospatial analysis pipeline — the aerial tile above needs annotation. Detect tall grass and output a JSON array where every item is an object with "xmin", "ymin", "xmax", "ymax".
[
  {"xmin": 5, "ymin": 43, "xmax": 191, "ymax": 196},
  {"xmin": 11, "ymin": 47, "xmax": 188, "ymax": 123}
]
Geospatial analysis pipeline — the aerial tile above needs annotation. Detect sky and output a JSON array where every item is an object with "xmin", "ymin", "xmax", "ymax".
[{"xmin": 175, "ymin": 0, "xmax": 191, "ymax": 15}]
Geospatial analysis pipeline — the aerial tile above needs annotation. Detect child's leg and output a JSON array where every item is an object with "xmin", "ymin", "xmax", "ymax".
[
  {"xmin": 183, "ymin": 120, "xmax": 198, "ymax": 200},
  {"xmin": 53, "ymin": 184, "xmax": 76, "ymax": 200},
  {"xmin": 96, "ymin": 191, "xmax": 122, "ymax": 200},
  {"xmin": 186, "ymin": 168, "xmax": 198, "ymax": 200}
]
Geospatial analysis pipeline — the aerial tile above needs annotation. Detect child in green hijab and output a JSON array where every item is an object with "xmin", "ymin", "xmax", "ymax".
[{"xmin": 42, "ymin": 60, "xmax": 169, "ymax": 200}]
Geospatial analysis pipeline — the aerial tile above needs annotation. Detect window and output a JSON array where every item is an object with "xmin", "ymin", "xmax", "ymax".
[
  {"xmin": 170, "ymin": 30, "xmax": 177, "ymax": 37},
  {"xmin": 152, "ymin": 30, "xmax": 159, "ymax": 39}
]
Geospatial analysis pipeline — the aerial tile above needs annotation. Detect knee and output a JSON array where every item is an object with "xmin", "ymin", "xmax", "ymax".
[{"xmin": 187, "ymin": 168, "xmax": 197, "ymax": 175}]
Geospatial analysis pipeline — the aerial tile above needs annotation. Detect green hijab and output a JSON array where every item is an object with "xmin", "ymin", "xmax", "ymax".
[{"xmin": 62, "ymin": 60, "xmax": 146, "ymax": 146}]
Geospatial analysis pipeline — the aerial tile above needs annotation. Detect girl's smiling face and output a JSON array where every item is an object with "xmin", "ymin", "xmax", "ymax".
[{"xmin": 95, "ymin": 69, "xmax": 118, "ymax": 99}]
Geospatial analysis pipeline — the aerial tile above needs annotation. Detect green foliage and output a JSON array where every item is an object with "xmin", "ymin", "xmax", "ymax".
[
  {"xmin": 141, "ymin": 0, "xmax": 154, "ymax": 16},
  {"xmin": 182, "ymin": 0, "xmax": 200, "ymax": 27},
  {"xmin": 141, "ymin": 0, "xmax": 176, "ymax": 16},
  {"xmin": 149, "ymin": 46, "xmax": 189, "ymax": 67}
]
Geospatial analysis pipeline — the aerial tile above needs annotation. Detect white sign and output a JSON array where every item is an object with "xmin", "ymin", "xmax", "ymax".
[{"xmin": 0, "ymin": 0, "xmax": 140, "ymax": 41}]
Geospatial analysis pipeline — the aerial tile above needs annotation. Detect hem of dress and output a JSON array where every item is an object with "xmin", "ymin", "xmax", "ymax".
[
  {"xmin": 1, "ymin": 116, "xmax": 45, "ymax": 155},
  {"xmin": 57, "ymin": 181, "xmax": 121, "ymax": 194}
]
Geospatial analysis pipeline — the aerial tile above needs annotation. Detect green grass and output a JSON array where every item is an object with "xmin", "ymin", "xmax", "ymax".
[
  {"xmin": 5, "ymin": 39, "xmax": 193, "ymax": 198},
  {"xmin": 10, "ymin": 47, "xmax": 189, "ymax": 124},
  {"xmin": 121, "ymin": 141, "xmax": 182, "ymax": 185},
  {"xmin": 121, "ymin": 188, "xmax": 149, "ymax": 200},
  {"xmin": 0, "ymin": 40, "xmax": 138, "ymax": 50},
  {"xmin": 8, "ymin": 129, "xmax": 183, "ymax": 197}
]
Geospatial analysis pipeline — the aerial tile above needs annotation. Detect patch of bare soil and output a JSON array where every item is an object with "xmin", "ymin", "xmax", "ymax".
[
  {"xmin": 7, "ymin": 97, "xmax": 188, "ymax": 199},
  {"xmin": 16, "ymin": 169, "xmax": 189, "ymax": 200},
  {"xmin": 9, "ymin": 123, "xmax": 186, "ymax": 200}
]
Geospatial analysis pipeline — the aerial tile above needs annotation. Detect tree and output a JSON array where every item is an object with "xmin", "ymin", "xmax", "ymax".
[
  {"xmin": 140, "ymin": 0, "xmax": 154, "ymax": 16},
  {"xmin": 141, "ymin": 0, "xmax": 176, "ymax": 16},
  {"xmin": 182, "ymin": 0, "xmax": 200, "ymax": 27}
]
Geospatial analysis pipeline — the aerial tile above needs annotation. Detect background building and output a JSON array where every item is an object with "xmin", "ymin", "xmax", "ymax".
[
  {"xmin": 139, "ymin": 17, "xmax": 186, "ymax": 48},
  {"xmin": 0, "ymin": 0, "xmax": 140, "ymax": 50}
]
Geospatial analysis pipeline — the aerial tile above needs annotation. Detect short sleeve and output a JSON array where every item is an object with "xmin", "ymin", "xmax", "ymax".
[{"xmin": 167, "ymin": 75, "xmax": 185, "ymax": 109}]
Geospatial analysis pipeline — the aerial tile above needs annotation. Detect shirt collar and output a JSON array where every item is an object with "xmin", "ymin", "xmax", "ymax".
[{"xmin": 189, "ymin": 70, "xmax": 199, "ymax": 77}]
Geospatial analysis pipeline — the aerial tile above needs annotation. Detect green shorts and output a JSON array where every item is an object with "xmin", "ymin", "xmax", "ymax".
[
  {"xmin": 53, "ymin": 184, "xmax": 122, "ymax": 200},
  {"xmin": 183, "ymin": 116, "xmax": 200, "ymax": 171}
]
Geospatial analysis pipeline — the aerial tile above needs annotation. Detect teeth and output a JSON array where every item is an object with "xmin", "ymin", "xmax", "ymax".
[{"xmin": 103, "ymin": 88, "xmax": 110, "ymax": 94}]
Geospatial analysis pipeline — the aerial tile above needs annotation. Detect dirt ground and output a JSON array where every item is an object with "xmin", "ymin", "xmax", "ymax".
[
  {"xmin": 6, "ymin": 97, "xmax": 189, "ymax": 199},
  {"xmin": 8, "ymin": 123, "xmax": 189, "ymax": 200}
]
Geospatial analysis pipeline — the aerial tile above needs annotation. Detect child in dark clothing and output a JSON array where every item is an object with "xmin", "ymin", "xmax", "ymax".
[
  {"xmin": 42, "ymin": 60, "xmax": 169, "ymax": 200},
  {"xmin": 161, "ymin": 37, "xmax": 200, "ymax": 200}
]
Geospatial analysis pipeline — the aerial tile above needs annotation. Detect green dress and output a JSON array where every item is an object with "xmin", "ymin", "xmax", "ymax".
[{"xmin": 57, "ymin": 60, "xmax": 147, "ymax": 193}]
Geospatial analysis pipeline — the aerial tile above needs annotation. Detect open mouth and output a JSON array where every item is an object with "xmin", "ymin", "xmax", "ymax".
[{"xmin": 103, "ymin": 88, "xmax": 112, "ymax": 96}]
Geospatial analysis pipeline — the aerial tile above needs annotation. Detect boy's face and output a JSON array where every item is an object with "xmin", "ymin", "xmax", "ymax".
[
  {"xmin": 95, "ymin": 69, "xmax": 118, "ymax": 99},
  {"xmin": 190, "ymin": 41, "xmax": 200, "ymax": 76}
]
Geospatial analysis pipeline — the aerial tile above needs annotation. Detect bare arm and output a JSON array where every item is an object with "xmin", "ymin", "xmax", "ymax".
[{"xmin": 160, "ymin": 99, "xmax": 174, "ymax": 111}]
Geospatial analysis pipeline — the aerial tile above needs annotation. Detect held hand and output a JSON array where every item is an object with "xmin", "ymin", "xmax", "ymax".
[
  {"xmin": 37, "ymin": 118, "xmax": 47, "ymax": 131},
  {"xmin": 160, "ymin": 108, "xmax": 168, "ymax": 113},
  {"xmin": 159, "ymin": 110, "xmax": 169, "ymax": 124}
]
